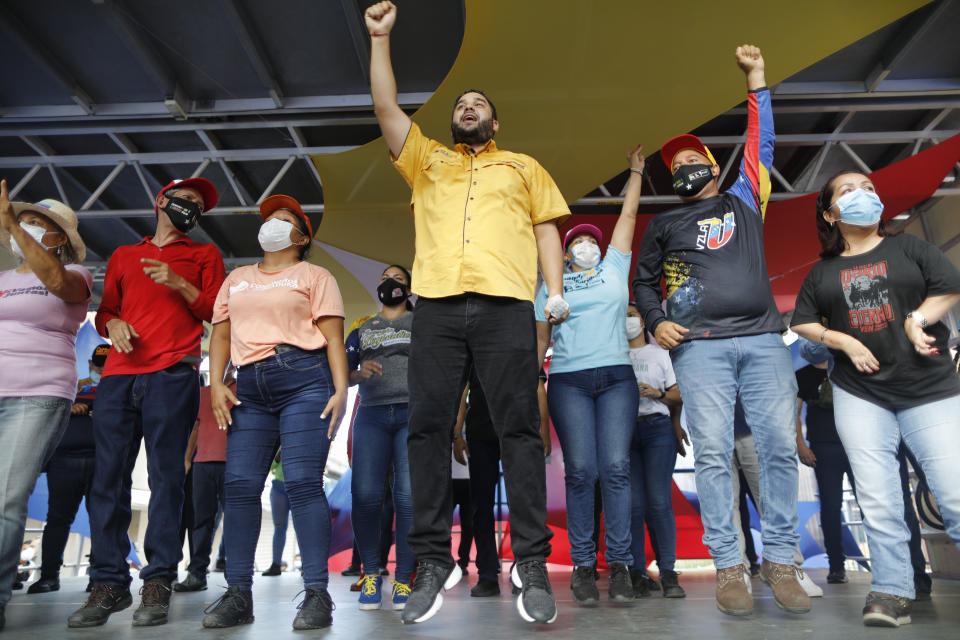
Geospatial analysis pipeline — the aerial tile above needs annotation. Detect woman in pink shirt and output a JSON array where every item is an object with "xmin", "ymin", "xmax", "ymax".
[
  {"xmin": 204, "ymin": 194, "xmax": 347, "ymax": 631},
  {"xmin": 0, "ymin": 180, "xmax": 92, "ymax": 629}
]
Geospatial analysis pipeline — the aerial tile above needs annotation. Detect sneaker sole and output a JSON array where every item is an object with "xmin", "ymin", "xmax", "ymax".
[
  {"xmin": 392, "ymin": 601, "xmax": 407, "ymax": 611},
  {"xmin": 609, "ymin": 593, "xmax": 635, "ymax": 603},
  {"xmin": 863, "ymin": 612, "xmax": 910, "ymax": 627},
  {"xmin": 401, "ymin": 565, "xmax": 462, "ymax": 625},
  {"xmin": 510, "ymin": 565, "xmax": 557, "ymax": 624},
  {"xmin": 716, "ymin": 601, "xmax": 754, "ymax": 617},
  {"xmin": 202, "ymin": 615, "xmax": 254, "ymax": 628},
  {"xmin": 292, "ymin": 618, "xmax": 332, "ymax": 630},
  {"xmin": 132, "ymin": 613, "xmax": 170, "ymax": 627},
  {"xmin": 358, "ymin": 601, "xmax": 382, "ymax": 611}
]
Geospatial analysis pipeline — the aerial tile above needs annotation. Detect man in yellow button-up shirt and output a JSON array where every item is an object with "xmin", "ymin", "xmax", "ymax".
[{"xmin": 365, "ymin": 1, "xmax": 568, "ymax": 626}]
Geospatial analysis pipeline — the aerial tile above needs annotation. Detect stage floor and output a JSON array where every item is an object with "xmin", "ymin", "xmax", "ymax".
[{"xmin": 4, "ymin": 568, "xmax": 959, "ymax": 639}]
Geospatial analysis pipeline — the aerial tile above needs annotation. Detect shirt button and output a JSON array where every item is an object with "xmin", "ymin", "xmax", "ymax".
[
  {"xmin": 473, "ymin": 181, "xmax": 477, "ymax": 185},
  {"xmin": 469, "ymin": 197, "xmax": 474, "ymax": 200},
  {"xmin": 467, "ymin": 217, "xmax": 472, "ymax": 221},
  {"xmin": 466, "ymin": 239, "xmax": 470, "ymax": 243}
]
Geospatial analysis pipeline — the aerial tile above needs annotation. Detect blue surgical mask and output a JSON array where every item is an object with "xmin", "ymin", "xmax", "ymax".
[
  {"xmin": 833, "ymin": 189, "xmax": 884, "ymax": 227},
  {"xmin": 89, "ymin": 371, "xmax": 102, "ymax": 385}
]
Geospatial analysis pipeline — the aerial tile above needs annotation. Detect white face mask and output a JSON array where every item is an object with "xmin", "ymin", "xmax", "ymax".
[
  {"xmin": 626, "ymin": 317, "xmax": 644, "ymax": 340},
  {"xmin": 258, "ymin": 218, "xmax": 295, "ymax": 253},
  {"xmin": 9, "ymin": 222, "xmax": 51, "ymax": 259},
  {"xmin": 571, "ymin": 242, "xmax": 601, "ymax": 269}
]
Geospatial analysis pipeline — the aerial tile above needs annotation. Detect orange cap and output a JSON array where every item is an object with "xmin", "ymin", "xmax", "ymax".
[{"xmin": 259, "ymin": 194, "xmax": 313, "ymax": 238}]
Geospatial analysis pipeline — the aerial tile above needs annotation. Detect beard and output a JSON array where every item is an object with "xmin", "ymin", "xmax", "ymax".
[{"xmin": 451, "ymin": 116, "xmax": 495, "ymax": 146}]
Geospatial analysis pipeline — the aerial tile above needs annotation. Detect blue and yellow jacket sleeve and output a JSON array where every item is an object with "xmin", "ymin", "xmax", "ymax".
[{"xmin": 727, "ymin": 88, "xmax": 774, "ymax": 219}]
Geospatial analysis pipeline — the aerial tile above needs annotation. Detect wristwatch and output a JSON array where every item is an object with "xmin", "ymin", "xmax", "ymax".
[
  {"xmin": 658, "ymin": 389, "xmax": 666, "ymax": 400},
  {"xmin": 907, "ymin": 310, "xmax": 929, "ymax": 328}
]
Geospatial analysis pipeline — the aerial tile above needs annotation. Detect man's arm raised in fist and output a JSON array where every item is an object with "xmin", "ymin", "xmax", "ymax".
[
  {"xmin": 736, "ymin": 44, "xmax": 766, "ymax": 91},
  {"xmin": 366, "ymin": 1, "xmax": 411, "ymax": 158}
]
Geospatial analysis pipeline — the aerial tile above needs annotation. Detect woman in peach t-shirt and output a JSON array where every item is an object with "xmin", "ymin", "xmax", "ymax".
[{"xmin": 204, "ymin": 194, "xmax": 347, "ymax": 631}]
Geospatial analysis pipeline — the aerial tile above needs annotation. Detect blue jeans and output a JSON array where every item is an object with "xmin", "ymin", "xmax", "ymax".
[
  {"xmin": 630, "ymin": 414, "xmax": 678, "ymax": 573},
  {"xmin": 0, "ymin": 396, "xmax": 71, "ymax": 604},
  {"xmin": 269, "ymin": 479, "xmax": 289, "ymax": 566},
  {"xmin": 670, "ymin": 333, "xmax": 799, "ymax": 569},
  {"xmin": 89, "ymin": 364, "xmax": 200, "ymax": 585},
  {"xmin": 351, "ymin": 402, "xmax": 414, "ymax": 583},
  {"xmin": 224, "ymin": 347, "xmax": 334, "ymax": 590},
  {"xmin": 547, "ymin": 365, "xmax": 638, "ymax": 566},
  {"xmin": 832, "ymin": 385, "xmax": 960, "ymax": 598}
]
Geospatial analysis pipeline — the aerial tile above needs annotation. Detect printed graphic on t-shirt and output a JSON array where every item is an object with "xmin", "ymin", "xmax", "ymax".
[
  {"xmin": 229, "ymin": 279, "xmax": 298, "ymax": 295},
  {"xmin": 360, "ymin": 327, "xmax": 412, "ymax": 350},
  {"xmin": 840, "ymin": 261, "xmax": 893, "ymax": 333},
  {"xmin": 563, "ymin": 266, "xmax": 605, "ymax": 293},
  {"xmin": 696, "ymin": 212, "xmax": 736, "ymax": 250},
  {"xmin": 0, "ymin": 285, "xmax": 50, "ymax": 299}
]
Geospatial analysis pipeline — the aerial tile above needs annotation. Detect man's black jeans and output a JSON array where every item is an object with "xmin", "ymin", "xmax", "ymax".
[{"xmin": 406, "ymin": 294, "xmax": 551, "ymax": 567}]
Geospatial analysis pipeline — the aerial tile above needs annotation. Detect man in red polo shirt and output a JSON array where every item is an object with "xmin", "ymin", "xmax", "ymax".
[{"xmin": 68, "ymin": 178, "xmax": 225, "ymax": 629}]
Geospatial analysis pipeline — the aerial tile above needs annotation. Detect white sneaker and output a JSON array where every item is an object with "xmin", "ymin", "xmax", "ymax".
[{"xmin": 798, "ymin": 570, "xmax": 823, "ymax": 597}]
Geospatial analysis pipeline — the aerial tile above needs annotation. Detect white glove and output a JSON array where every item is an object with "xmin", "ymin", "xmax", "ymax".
[{"xmin": 545, "ymin": 294, "xmax": 570, "ymax": 320}]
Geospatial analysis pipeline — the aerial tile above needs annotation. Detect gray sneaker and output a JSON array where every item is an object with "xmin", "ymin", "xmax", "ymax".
[
  {"xmin": 511, "ymin": 560, "xmax": 557, "ymax": 624},
  {"xmin": 400, "ymin": 562, "xmax": 462, "ymax": 624}
]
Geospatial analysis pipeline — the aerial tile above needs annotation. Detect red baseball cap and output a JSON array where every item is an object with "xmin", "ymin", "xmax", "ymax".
[
  {"xmin": 564, "ymin": 223, "xmax": 603, "ymax": 249},
  {"xmin": 156, "ymin": 177, "xmax": 218, "ymax": 212},
  {"xmin": 660, "ymin": 134, "xmax": 718, "ymax": 171},
  {"xmin": 259, "ymin": 194, "xmax": 313, "ymax": 239}
]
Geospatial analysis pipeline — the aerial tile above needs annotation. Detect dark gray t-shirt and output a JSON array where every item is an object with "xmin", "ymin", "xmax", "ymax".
[{"xmin": 352, "ymin": 312, "xmax": 413, "ymax": 406}]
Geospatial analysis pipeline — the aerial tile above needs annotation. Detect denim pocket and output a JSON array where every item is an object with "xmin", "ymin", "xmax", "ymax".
[
  {"xmin": 279, "ymin": 351, "xmax": 324, "ymax": 372},
  {"xmin": 24, "ymin": 396, "xmax": 69, "ymax": 410}
]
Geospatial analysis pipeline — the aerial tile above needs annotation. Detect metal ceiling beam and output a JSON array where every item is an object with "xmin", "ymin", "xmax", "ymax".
[
  {"xmin": 0, "ymin": 145, "xmax": 355, "ymax": 169},
  {"xmin": 221, "ymin": 0, "xmax": 285, "ymax": 108},
  {"xmin": 94, "ymin": 0, "xmax": 184, "ymax": 100},
  {"xmin": 866, "ymin": 0, "xmax": 953, "ymax": 92},
  {"xmin": 572, "ymin": 188, "xmax": 960, "ymax": 208},
  {"xmin": 773, "ymin": 79, "xmax": 960, "ymax": 98},
  {"xmin": 0, "ymin": 7, "xmax": 95, "ymax": 114},
  {"xmin": 256, "ymin": 156, "xmax": 297, "ymax": 203},
  {"xmin": 0, "ymin": 92, "xmax": 430, "ymax": 123},
  {"xmin": 340, "ymin": 0, "xmax": 372, "ymax": 82}
]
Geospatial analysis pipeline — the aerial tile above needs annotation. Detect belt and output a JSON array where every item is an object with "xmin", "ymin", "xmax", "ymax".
[
  {"xmin": 637, "ymin": 413, "xmax": 668, "ymax": 421},
  {"xmin": 273, "ymin": 344, "xmax": 326, "ymax": 355}
]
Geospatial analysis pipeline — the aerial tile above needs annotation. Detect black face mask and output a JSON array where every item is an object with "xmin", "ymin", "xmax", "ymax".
[
  {"xmin": 162, "ymin": 196, "xmax": 201, "ymax": 232},
  {"xmin": 672, "ymin": 164, "xmax": 715, "ymax": 197},
  {"xmin": 377, "ymin": 278, "xmax": 409, "ymax": 307}
]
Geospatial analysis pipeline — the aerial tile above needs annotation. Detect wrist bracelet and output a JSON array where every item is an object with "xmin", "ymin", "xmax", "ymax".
[
  {"xmin": 659, "ymin": 390, "xmax": 665, "ymax": 400},
  {"xmin": 629, "ymin": 168, "xmax": 644, "ymax": 175},
  {"xmin": 819, "ymin": 328, "xmax": 828, "ymax": 345},
  {"xmin": 453, "ymin": 432, "xmax": 462, "ymax": 440}
]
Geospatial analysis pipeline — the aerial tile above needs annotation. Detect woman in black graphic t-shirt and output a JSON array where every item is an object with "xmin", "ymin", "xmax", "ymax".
[{"xmin": 791, "ymin": 170, "xmax": 960, "ymax": 628}]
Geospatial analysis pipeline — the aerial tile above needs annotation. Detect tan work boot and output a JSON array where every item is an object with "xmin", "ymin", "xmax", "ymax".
[
  {"xmin": 760, "ymin": 560, "xmax": 811, "ymax": 613},
  {"xmin": 716, "ymin": 565, "xmax": 753, "ymax": 616}
]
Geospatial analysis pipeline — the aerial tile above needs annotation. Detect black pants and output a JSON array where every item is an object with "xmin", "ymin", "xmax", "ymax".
[
  {"xmin": 187, "ymin": 461, "xmax": 225, "ymax": 578},
  {"xmin": 452, "ymin": 478, "xmax": 473, "ymax": 567},
  {"xmin": 407, "ymin": 294, "xmax": 551, "ymax": 566},
  {"xmin": 468, "ymin": 437, "xmax": 501, "ymax": 582},
  {"xmin": 40, "ymin": 453, "xmax": 95, "ymax": 579}
]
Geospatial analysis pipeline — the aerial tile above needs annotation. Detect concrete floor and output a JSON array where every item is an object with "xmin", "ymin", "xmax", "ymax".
[{"xmin": 4, "ymin": 568, "xmax": 959, "ymax": 639}]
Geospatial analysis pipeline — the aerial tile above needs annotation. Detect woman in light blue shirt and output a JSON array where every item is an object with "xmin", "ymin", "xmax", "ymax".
[{"xmin": 535, "ymin": 146, "xmax": 643, "ymax": 606}]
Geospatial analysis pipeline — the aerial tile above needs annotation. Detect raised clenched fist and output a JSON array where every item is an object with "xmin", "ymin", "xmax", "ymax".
[
  {"xmin": 365, "ymin": 1, "xmax": 397, "ymax": 36},
  {"xmin": 735, "ymin": 44, "xmax": 764, "ymax": 74}
]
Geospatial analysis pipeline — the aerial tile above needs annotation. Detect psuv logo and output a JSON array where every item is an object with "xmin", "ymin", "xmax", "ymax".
[{"xmin": 696, "ymin": 212, "xmax": 736, "ymax": 250}]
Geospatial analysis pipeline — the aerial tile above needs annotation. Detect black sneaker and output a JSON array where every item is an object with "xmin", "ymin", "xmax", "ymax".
[
  {"xmin": 262, "ymin": 563, "xmax": 283, "ymax": 576},
  {"xmin": 642, "ymin": 573, "xmax": 661, "ymax": 592},
  {"xmin": 631, "ymin": 570, "xmax": 651, "ymax": 598},
  {"xmin": 749, "ymin": 562, "xmax": 761, "ymax": 578},
  {"xmin": 608, "ymin": 563, "xmax": 634, "ymax": 602},
  {"xmin": 826, "ymin": 569, "xmax": 848, "ymax": 584},
  {"xmin": 660, "ymin": 570, "xmax": 686, "ymax": 598},
  {"xmin": 292, "ymin": 587, "xmax": 334, "ymax": 630},
  {"xmin": 511, "ymin": 560, "xmax": 557, "ymax": 624},
  {"xmin": 202, "ymin": 586, "xmax": 254, "ymax": 628},
  {"xmin": 132, "ymin": 579, "xmax": 172, "ymax": 626},
  {"xmin": 341, "ymin": 565, "xmax": 361, "ymax": 577},
  {"xmin": 85, "ymin": 580, "xmax": 93, "ymax": 593},
  {"xmin": 67, "ymin": 583, "xmax": 133, "ymax": 628},
  {"xmin": 863, "ymin": 591, "xmax": 912, "ymax": 627},
  {"xmin": 569, "ymin": 565, "xmax": 599, "ymax": 606},
  {"xmin": 27, "ymin": 577, "xmax": 60, "ymax": 594},
  {"xmin": 173, "ymin": 573, "xmax": 207, "ymax": 592},
  {"xmin": 470, "ymin": 579, "xmax": 501, "ymax": 597},
  {"xmin": 401, "ymin": 562, "xmax": 461, "ymax": 624},
  {"xmin": 213, "ymin": 558, "xmax": 226, "ymax": 572}
]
